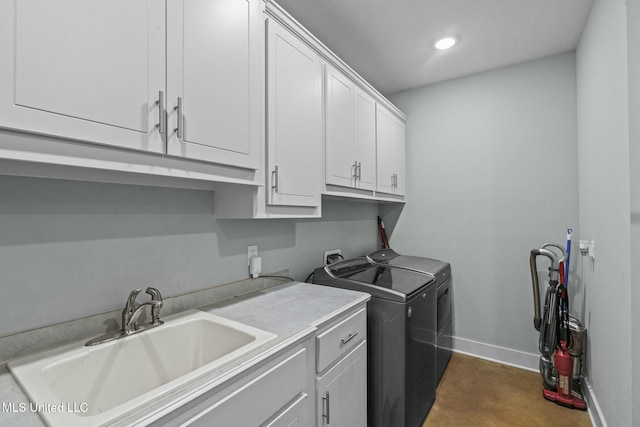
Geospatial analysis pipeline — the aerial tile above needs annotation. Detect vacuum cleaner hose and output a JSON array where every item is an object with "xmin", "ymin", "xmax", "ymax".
[
  {"xmin": 530, "ymin": 246, "xmax": 563, "ymax": 331},
  {"xmin": 529, "ymin": 251, "xmax": 543, "ymax": 331},
  {"xmin": 539, "ymin": 285, "xmax": 560, "ymax": 358}
]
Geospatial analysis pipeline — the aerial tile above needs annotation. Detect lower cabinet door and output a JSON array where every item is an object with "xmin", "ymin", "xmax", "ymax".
[{"xmin": 317, "ymin": 340, "xmax": 367, "ymax": 427}]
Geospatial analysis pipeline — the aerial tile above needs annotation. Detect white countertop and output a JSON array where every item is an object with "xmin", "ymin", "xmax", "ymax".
[{"xmin": 0, "ymin": 281, "xmax": 369, "ymax": 427}]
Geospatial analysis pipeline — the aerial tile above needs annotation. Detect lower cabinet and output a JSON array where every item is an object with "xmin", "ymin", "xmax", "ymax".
[
  {"xmin": 150, "ymin": 340, "xmax": 314, "ymax": 426},
  {"xmin": 315, "ymin": 307, "xmax": 368, "ymax": 427},
  {"xmin": 317, "ymin": 341, "xmax": 367, "ymax": 427},
  {"xmin": 148, "ymin": 304, "xmax": 368, "ymax": 427}
]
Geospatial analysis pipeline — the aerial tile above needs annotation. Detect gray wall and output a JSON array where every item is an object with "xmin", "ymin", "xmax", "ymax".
[
  {"xmin": 628, "ymin": 0, "xmax": 640, "ymax": 424},
  {"xmin": 0, "ymin": 175, "xmax": 379, "ymax": 337},
  {"xmin": 388, "ymin": 52, "xmax": 579, "ymax": 356},
  {"xmin": 576, "ymin": 0, "xmax": 633, "ymax": 425}
]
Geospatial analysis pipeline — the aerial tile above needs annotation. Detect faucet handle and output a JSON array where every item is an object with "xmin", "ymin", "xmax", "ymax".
[
  {"xmin": 122, "ymin": 289, "xmax": 141, "ymax": 326},
  {"xmin": 126, "ymin": 289, "xmax": 142, "ymax": 310},
  {"xmin": 145, "ymin": 287, "xmax": 162, "ymax": 302},
  {"xmin": 145, "ymin": 287, "xmax": 163, "ymax": 325}
]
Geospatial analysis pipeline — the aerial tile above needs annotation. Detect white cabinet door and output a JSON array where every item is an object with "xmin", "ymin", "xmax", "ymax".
[
  {"xmin": 325, "ymin": 66, "xmax": 376, "ymax": 192},
  {"xmin": 166, "ymin": 0, "xmax": 262, "ymax": 169},
  {"xmin": 376, "ymin": 105, "xmax": 395, "ymax": 194},
  {"xmin": 354, "ymin": 88, "xmax": 376, "ymax": 191},
  {"xmin": 266, "ymin": 18, "xmax": 323, "ymax": 207},
  {"xmin": 325, "ymin": 65, "xmax": 356, "ymax": 188},
  {"xmin": 376, "ymin": 104, "xmax": 406, "ymax": 195},
  {"xmin": 0, "ymin": 0, "xmax": 166, "ymax": 153},
  {"xmin": 317, "ymin": 341, "xmax": 367, "ymax": 427},
  {"xmin": 393, "ymin": 116, "xmax": 406, "ymax": 196}
]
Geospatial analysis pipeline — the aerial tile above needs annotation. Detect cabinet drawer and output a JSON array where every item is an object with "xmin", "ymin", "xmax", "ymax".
[{"xmin": 316, "ymin": 308, "xmax": 366, "ymax": 372}]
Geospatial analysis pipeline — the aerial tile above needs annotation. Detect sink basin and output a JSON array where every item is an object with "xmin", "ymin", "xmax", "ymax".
[{"xmin": 8, "ymin": 309, "xmax": 277, "ymax": 427}]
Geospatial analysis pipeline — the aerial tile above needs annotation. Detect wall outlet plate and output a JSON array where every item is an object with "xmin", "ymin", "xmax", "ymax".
[
  {"xmin": 248, "ymin": 245, "xmax": 258, "ymax": 266},
  {"xmin": 324, "ymin": 249, "xmax": 342, "ymax": 265}
]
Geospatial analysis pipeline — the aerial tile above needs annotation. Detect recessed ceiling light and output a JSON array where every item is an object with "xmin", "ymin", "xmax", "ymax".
[{"xmin": 434, "ymin": 37, "xmax": 457, "ymax": 50}]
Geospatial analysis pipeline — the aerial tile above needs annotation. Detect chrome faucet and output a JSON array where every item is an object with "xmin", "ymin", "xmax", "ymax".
[
  {"xmin": 123, "ymin": 301, "xmax": 163, "ymax": 333},
  {"xmin": 85, "ymin": 286, "xmax": 164, "ymax": 346},
  {"xmin": 121, "ymin": 287, "xmax": 164, "ymax": 333}
]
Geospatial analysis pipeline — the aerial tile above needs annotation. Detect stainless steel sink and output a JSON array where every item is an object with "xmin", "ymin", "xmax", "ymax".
[{"xmin": 8, "ymin": 309, "xmax": 276, "ymax": 427}]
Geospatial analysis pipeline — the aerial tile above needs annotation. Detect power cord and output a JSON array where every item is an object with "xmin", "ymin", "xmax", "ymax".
[
  {"xmin": 258, "ymin": 275, "xmax": 294, "ymax": 281},
  {"xmin": 326, "ymin": 253, "xmax": 345, "ymax": 265}
]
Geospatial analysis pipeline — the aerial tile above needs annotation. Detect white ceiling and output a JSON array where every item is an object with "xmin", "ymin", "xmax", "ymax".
[{"xmin": 274, "ymin": 0, "xmax": 595, "ymax": 95}]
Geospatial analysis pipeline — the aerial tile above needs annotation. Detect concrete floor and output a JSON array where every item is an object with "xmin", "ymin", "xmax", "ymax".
[{"xmin": 423, "ymin": 353, "xmax": 592, "ymax": 426}]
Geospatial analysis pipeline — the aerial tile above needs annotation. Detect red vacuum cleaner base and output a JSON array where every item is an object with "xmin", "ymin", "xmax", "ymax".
[{"xmin": 542, "ymin": 389, "xmax": 587, "ymax": 410}]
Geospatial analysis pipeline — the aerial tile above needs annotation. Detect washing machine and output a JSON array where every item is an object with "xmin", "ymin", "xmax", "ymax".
[
  {"xmin": 313, "ymin": 257, "xmax": 437, "ymax": 427},
  {"xmin": 367, "ymin": 249, "xmax": 453, "ymax": 383}
]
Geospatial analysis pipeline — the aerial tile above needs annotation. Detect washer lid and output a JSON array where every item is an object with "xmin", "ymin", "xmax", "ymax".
[
  {"xmin": 367, "ymin": 249, "xmax": 450, "ymax": 276},
  {"xmin": 327, "ymin": 258, "xmax": 435, "ymax": 297}
]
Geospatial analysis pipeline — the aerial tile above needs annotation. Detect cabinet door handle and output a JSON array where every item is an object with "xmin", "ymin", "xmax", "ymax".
[
  {"xmin": 155, "ymin": 91, "xmax": 166, "ymax": 135},
  {"xmin": 271, "ymin": 165, "xmax": 279, "ymax": 193},
  {"xmin": 341, "ymin": 332, "xmax": 358, "ymax": 344},
  {"xmin": 322, "ymin": 391, "xmax": 330, "ymax": 424},
  {"xmin": 357, "ymin": 162, "xmax": 362, "ymax": 181},
  {"xmin": 174, "ymin": 97, "xmax": 183, "ymax": 139}
]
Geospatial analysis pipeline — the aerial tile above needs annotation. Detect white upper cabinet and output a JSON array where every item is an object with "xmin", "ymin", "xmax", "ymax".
[
  {"xmin": 376, "ymin": 104, "xmax": 406, "ymax": 196},
  {"xmin": 393, "ymin": 117, "xmax": 406, "ymax": 195},
  {"xmin": 0, "ymin": 0, "xmax": 166, "ymax": 153},
  {"xmin": 354, "ymin": 87, "xmax": 377, "ymax": 191},
  {"xmin": 1, "ymin": 0, "xmax": 404, "ymax": 207},
  {"xmin": 0, "ymin": 0, "xmax": 263, "ymax": 172},
  {"xmin": 266, "ymin": 18, "xmax": 322, "ymax": 208},
  {"xmin": 325, "ymin": 65, "xmax": 376, "ymax": 191},
  {"xmin": 166, "ymin": 0, "xmax": 262, "ymax": 169},
  {"xmin": 325, "ymin": 65, "xmax": 355, "ymax": 188}
]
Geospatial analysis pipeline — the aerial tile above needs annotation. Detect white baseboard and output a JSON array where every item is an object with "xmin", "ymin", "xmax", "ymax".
[
  {"xmin": 451, "ymin": 336, "xmax": 539, "ymax": 372},
  {"xmin": 451, "ymin": 335, "xmax": 606, "ymax": 427},
  {"xmin": 582, "ymin": 377, "xmax": 607, "ymax": 427}
]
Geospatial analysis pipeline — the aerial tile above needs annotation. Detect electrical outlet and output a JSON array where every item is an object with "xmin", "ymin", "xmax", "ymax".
[
  {"xmin": 324, "ymin": 249, "xmax": 342, "ymax": 265},
  {"xmin": 248, "ymin": 245, "xmax": 258, "ymax": 266}
]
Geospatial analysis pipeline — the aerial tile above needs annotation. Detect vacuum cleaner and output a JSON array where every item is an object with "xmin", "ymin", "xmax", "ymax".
[{"xmin": 529, "ymin": 235, "xmax": 587, "ymax": 410}]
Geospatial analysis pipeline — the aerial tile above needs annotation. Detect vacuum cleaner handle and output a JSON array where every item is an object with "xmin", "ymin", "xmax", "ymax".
[{"xmin": 529, "ymin": 247, "xmax": 561, "ymax": 331}]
